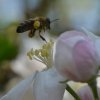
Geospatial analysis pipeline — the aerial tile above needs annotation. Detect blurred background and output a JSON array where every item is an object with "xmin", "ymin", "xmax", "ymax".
[{"xmin": 0, "ymin": 0, "xmax": 100, "ymax": 99}]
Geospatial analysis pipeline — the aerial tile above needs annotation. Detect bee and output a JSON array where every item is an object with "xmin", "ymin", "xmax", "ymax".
[{"xmin": 16, "ymin": 17, "xmax": 58, "ymax": 42}]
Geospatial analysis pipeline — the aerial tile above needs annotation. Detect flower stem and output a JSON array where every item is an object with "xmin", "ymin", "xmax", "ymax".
[
  {"xmin": 88, "ymin": 79, "xmax": 99, "ymax": 100},
  {"xmin": 66, "ymin": 84, "xmax": 81, "ymax": 100}
]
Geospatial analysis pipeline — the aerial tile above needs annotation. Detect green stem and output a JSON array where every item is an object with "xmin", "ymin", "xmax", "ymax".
[
  {"xmin": 66, "ymin": 84, "xmax": 81, "ymax": 100},
  {"xmin": 98, "ymin": 66, "xmax": 100, "ymax": 71},
  {"xmin": 88, "ymin": 79, "xmax": 99, "ymax": 100}
]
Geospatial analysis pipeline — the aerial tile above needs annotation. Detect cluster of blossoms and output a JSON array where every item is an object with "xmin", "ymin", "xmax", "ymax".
[{"xmin": 0, "ymin": 29, "xmax": 100, "ymax": 100}]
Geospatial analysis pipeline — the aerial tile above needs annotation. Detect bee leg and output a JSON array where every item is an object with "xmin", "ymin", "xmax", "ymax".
[
  {"xmin": 28, "ymin": 30, "xmax": 33, "ymax": 37},
  {"xmin": 39, "ymin": 33, "xmax": 47, "ymax": 43},
  {"xmin": 28, "ymin": 29, "xmax": 35, "ymax": 38},
  {"xmin": 39, "ymin": 29, "xmax": 41, "ymax": 33}
]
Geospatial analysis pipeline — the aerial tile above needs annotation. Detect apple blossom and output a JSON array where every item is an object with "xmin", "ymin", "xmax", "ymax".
[
  {"xmin": 54, "ymin": 31, "xmax": 100, "ymax": 82},
  {"xmin": 1, "ymin": 30, "xmax": 100, "ymax": 100}
]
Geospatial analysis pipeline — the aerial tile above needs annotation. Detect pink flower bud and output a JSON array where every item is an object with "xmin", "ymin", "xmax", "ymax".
[
  {"xmin": 77, "ymin": 85, "xmax": 94, "ymax": 100},
  {"xmin": 54, "ymin": 31, "xmax": 100, "ymax": 82}
]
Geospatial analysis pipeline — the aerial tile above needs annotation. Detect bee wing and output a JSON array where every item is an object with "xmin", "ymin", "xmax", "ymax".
[{"xmin": 16, "ymin": 20, "xmax": 34, "ymax": 33}]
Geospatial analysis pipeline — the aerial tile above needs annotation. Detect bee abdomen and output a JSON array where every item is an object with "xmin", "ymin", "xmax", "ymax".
[
  {"xmin": 16, "ymin": 20, "xmax": 34, "ymax": 33},
  {"xmin": 16, "ymin": 26, "xmax": 24, "ymax": 33}
]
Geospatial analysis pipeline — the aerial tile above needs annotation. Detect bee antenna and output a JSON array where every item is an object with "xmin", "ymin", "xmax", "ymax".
[{"xmin": 50, "ymin": 19, "xmax": 59, "ymax": 23}]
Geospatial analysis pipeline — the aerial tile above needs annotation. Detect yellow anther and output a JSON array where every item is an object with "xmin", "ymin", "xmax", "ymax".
[
  {"xmin": 47, "ymin": 43, "xmax": 51, "ymax": 48},
  {"xmin": 34, "ymin": 50, "xmax": 39, "ymax": 56},
  {"xmin": 42, "ymin": 44, "xmax": 47, "ymax": 49},
  {"xmin": 38, "ymin": 49, "xmax": 42, "ymax": 53},
  {"xmin": 34, "ymin": 20, "xmax": 40, "ymax": 29},
  {"xmin": 29, "ymin": 48, "xmax": 34, "ymax": 55},
  {"xmin": 41, "ymin": 49, "xmax": 48, "ymax": 57},
  {"xmin": 50, "ymin": 40, "xmax": 54, "ymax": 45},
  {"xmin": 27, "ymin": 52, "xmax": 32, "ymax": 60}
]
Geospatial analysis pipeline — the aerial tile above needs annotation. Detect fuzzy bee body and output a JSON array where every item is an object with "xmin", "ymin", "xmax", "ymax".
[
  {"xmin": 16, "ymin": 17, "xmax": 51, "ymax": 42},
  {"xmin": 17, "ymin": 19, "xmax": 34, "ymax": 33}
]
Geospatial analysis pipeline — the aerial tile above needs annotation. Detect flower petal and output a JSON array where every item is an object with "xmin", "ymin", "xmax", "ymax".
[
  {"xmin": 82, "ymin": 27, "xmax": 98, "ymax": 40},
  {"xmin": 0, "ymin": 72, "xmax": 37, "ymax": 100},
  {"xmin": 33, "ymin": 67, "xmax": 66, "ymax": 100}
]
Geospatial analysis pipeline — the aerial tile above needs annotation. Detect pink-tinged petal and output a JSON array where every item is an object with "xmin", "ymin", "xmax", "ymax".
[
  {"xmin": 77, "ymin": 85, "xmax": 94, "ymax": 100},
  {"xmin": 59, "ymin": 31, "xmax": 87, "ymax": 40},
  {"xmin": 61, "ymin": 68, "xmax": 79, "ymax": 81},
  {"xmin": 73, "ymin": 40, "xmax": 97, "ymax": 82}
]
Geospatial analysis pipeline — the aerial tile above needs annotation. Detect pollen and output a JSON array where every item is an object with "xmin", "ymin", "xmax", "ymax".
[{"xmin": 34, "ymin": 20, "xmax": 40, "ymax": 29}]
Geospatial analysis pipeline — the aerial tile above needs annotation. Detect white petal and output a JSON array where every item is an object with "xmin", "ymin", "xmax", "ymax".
[
  {"xmin": 0, "ymin": 72, "xmax": 37, "ymax": 100},
  {"xmin": 95, "ymin": 39, "xmax": 100, "ymax": 65},
  {"xmin": 82, "ymin": 27, "xmax": 98, "ymax": 40},
  {"xmin": 33, "ymin": 67, "xmax": 66, "ymax": 100}
]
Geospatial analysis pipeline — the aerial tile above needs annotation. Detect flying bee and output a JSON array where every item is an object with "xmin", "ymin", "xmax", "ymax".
[{"xmin": 16, "ymin": 17, "xmax": 59, "ymax": 42}]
